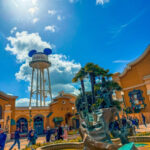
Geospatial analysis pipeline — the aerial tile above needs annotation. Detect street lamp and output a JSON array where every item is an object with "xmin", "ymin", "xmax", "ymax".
[
  {"xmin": 72, "ymin": 107, "xmax": 75, "ymax": 129},
  {"xmin": 121, "ymin": 91, "xmax": 128, "ymax": 118},
  {"xmin": 121, "ymin": 91, "xmax": 126, "ymax": 107},
  {"xmin": 29, "ymin": 106, "xmax": 32, "ymax": 127},
  {"xmin": 72, "ymin": 107, "xmax": 75, "ymax": 115}
]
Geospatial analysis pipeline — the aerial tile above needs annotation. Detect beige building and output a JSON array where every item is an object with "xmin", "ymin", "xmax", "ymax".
[{"xmin": 0, "ymin": 91, "xmax": 78, "ymax": 138}]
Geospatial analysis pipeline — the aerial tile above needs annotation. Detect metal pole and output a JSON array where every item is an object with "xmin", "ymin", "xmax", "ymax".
[
  {"xmin": 42, "ymin": 69, "xmax": 45, "ymax": 106},
  {"xmin": 36, "ymin": 68, "xmax": 39, "ymax": 106},
  {"xmin": 40, "ymin": 69, "xmax": 42, "ymax": 106},
  {"xmin": 29, "ymin": 68, "xmax": 34, "ymax": 107},
  {"xmin": 47, "ymin": 68, "xmax": 52, "ymax": 101}
]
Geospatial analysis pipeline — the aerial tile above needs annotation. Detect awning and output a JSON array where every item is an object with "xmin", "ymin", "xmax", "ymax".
[
  {"xmin": 47, "ymin": 112, "xmax": 53, "ymax": 118},
  {"xmin": 53, "ymin": 117, "xmax": 63, "ymax": 123},
  {"xmin": 11, "ymin": 119, "xmax": 16, "ymax": 125}
]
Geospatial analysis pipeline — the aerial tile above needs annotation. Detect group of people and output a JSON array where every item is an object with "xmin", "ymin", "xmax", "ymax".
[
  {"xmin": 122, "ymin": 113, "xmax": 147, "ymax": 128},
  {"xmin": 0, "ymin": 124, "xmax": 68, "ymax": 150},
  {"xmin": 46, "ymin": 124, "xmax": 68, "ymax": 142},
  {"xmin": 109, "ymin": 113, "xmax": 147, "ymax": 138}
]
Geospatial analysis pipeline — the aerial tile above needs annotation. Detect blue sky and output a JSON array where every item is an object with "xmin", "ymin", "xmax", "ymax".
[{"xmin": 0, "ymin": 0, "xmax": 150, "ymax": 106}]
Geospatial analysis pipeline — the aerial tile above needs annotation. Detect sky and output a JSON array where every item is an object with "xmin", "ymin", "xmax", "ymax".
[{"xmin": 0, "ymin": 0, "xmax": 150, "ymax": 106}]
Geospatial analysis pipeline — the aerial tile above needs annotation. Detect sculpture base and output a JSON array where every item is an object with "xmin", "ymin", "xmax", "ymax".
[{"xmin": 79, "ymin": 107, "xmax": 120, "ymax": 150}]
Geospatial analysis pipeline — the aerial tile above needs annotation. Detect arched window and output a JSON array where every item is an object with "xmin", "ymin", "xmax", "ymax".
[
  {"xmin": 34, "ymin": 116, "xmax": 44, "ymax": 135},
  {"xmin": 16, "ymin": 118, "xmax": 28, "ymax": 133},
  {"xmin": 0, "ymin": 105, "xmax": 2, "ymax": 119}
]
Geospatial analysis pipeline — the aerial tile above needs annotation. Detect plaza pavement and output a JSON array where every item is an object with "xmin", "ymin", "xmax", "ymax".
[
  {"xmin": 5, "ymin": 124, "xmax": 150, "ymax": 150},
  {"xmin": 5, "ymin": 134, "xmax": 79, "ymax": 150}
]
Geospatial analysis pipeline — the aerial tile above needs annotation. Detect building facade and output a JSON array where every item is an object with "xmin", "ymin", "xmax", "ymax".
[
  {"xmin": 113, "ymin": 45, "xmax": 150, "ymax": 122},
  {"xmin": 0, "ymin": 91, "xmax": 78, "ymax": 137}
]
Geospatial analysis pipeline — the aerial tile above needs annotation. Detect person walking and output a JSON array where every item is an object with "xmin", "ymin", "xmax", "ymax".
[
  {"xmin": 57, "ymin": 124, "xmax": 64, "ymax": 140},
  {"xmin": 0, "ymin": 128, "xmax": 7, "ymax": 150},
  {"xmin": 121, "ymin": 116, "xmax": 127, "ymax": 127},
  {"xmin": 142, "ymin": 113, "xmax": 147, "ymax": 127},
  {"xmin": 135, "ymin": 117, "xmax": 139, "ymax": 129},
  {"xmin": 28, "ymin": 130, "xmax": 38, "ymax": 146},
  {"xmin": 9, "ymin": 128, "xmax": 20, "ymax": 150},
  {"xmin": 27, "ymin": 127, "xmax": 33, "ymax": 146},
  {"xmin": 46, "ymin": 127, "xmax": 51, "ymax": 143},
  {"xmin": 63, "ymin": 125, "xmax": 68, "ymax": 140}
]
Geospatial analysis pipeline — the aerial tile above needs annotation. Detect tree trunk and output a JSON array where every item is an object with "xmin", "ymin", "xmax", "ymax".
[
  {"xmin": 81, "ymin": 79, "xmax": 86, "ymax": 102},
  {"xmin": 90, "ymin": 74, "xmax": 95, "ymax": 104}
]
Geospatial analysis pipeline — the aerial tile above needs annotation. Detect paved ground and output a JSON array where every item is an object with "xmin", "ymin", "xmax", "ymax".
[
  {"xmin": 136, "ymin": 124, "xmax": 150, "ymax": 133},
  {"xmin": 5, "ymin": 134, "xmax": 79, "ymax": 150},
  {"xmin": 5, "ymin": 124, "xmax": 150, "ymax": 150}
]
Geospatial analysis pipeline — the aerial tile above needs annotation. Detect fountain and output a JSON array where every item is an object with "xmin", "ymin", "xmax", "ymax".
[{"xmin": 78, "ymin": 77, "xmax": 138, "ymax": 150}]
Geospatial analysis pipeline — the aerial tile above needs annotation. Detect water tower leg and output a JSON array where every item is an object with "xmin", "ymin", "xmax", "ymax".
[
  {"xmin": 36, "ymin": 68, "xmax": 39, "ymax": 106},
  {"xmin": 40, "ymin": 69, "xmax": 42, "ymax": 106},
  {"xmin": 42, "ymin": 69, "xmax": 45, "ymax": 106},
  {"xmin": 29, "ymin": 68, "xmax": 34, "ymax": 107},
  {"xmin": 47, "ymin": 68, "xmax": 52, "ymax": 101}
]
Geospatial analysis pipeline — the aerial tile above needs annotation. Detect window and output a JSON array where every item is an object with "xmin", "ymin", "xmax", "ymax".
[
  {"xmin": 62, "ymin": 100, "xmax": 66, "ymax": 104},
  {"xmin": 0, "ymin": 105, "xmax": 2, "ymax": 119},
  {"xmin": 128, "ymin": 89, "xmax": 145, "ymax": 112}
]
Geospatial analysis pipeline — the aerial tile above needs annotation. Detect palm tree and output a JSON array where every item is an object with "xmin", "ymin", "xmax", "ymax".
[
  {"xmin": 72, "ymin": 68, "xmax": 87, "ymax": 103},
  {"xmin": 84, "ymin": 63, "xmax": 98, "ymax": 104}
]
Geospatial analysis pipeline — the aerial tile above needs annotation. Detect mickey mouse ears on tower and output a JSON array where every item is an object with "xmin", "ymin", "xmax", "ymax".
[
  {"xmin": 28, "ymin": 50, "xmax": 37, "ymax": 57},
  {"xmin": 43, "ymin": 48, "xmax": 52, "ymax": 55},
  {"xmin": 28, "ymin": 48, "xmax": 52, "ymax": 57}
]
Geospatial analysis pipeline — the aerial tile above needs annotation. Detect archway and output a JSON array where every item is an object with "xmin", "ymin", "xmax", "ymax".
[
  {"xmin": 16, "ymin": 118, "xmax": 28, "ymax": 133},
  {"xmin": 34, "ymin": 115, "xmax": 44, "ymax": 135}
]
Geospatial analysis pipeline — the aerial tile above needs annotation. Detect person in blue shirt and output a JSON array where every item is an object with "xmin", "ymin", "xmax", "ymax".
[
  {"xmin": 27, "ymin": 126, "xmax": 33, "ymax": 146},
  {"xmin": 28, "ymin": 130, "xmax": 38, "ymax": 146},
  {"xmin": 9, "ymin": 128, "xmax": 20, "ymax": 150},
  {"xmin": 142, "ymin": 113, "xmax": 147, "ymax": 127},
  {"xmin": 121, "ymin": 116, "xmax": 127, "ymax": 127},
  {"xmin": 57, "ymin": 124, "xmax": 64, "ymax": 140},
  {"xmin": 135, "ymin": 117, "xmax": 139, "ymax": 129},
  {"xmin": 0, "ymin": 128, "xmax": 7, "ymax": 150},
  {"xmin": 46, "ymin": 127, "xmax": 52, "ymax": 142}
]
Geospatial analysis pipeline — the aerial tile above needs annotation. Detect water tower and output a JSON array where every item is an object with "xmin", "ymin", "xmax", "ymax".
[{"xmin": 28, "ymin": 48, "xmax": 53, "ymax": 107}]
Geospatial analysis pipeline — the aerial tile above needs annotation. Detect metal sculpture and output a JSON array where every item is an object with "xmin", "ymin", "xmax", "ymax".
[{"xmin": 79, "ymin": 76, "xmax": 136, "ymax": 150}]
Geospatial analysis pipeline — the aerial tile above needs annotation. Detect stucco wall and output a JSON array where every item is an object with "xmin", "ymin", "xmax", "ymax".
[{"xmin": 113, "ymin": 46, "xmax": 150, "ymax": 113}]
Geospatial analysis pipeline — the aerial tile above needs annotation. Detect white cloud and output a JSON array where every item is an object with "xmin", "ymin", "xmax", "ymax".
[
  {"xmin": 15, "ymin": 53, "xmax": 81, "ymax": 96},
  {"xmin": 48, "ymin": 10, "xmax": 57, "ymax": 15},
  {"xmin": 44, "ymin": 25, "xmax": 56, "ymax": 32},
  {"xmin": 113, "ymin": 60, "xmax": 130, "ymax": 63},
  {"xmin": 16, "ymin": 98, "xmax": 50, "ymax": 107},
  {"xmin": 33, "ymin": 18, "xmax": 39, "ymax": 24},
  {"xmin": 28, "ymin": 7, "xmax": 38, "ymax": 15},
  {"xmin": 6, "ymin": 31, "xmax": 50, "ymax": 62},
  {"xmin": 111, "ymin": 9, "xmax": 145, "ymax": 38},
  {"xmin": 57, "ymin": 15, "xmax": 62, "ymax": 21},
  {"xmin": 69, "ymin": 0, "xmax": 79, "ymax": 3},
  {"xmin": 6, "ymin": 31, "xmax": 81, "ymax": 106},
  {"xmin": 10, "ymin": 27, "xmax": 17, "ymax": 34},
  {"xmin": 32, "ymin": 0, "xmax": 38, "ymax": 5},
  {"xmin": 96, "ymin": 0, "xmax": 109, "ymax": 5}
]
